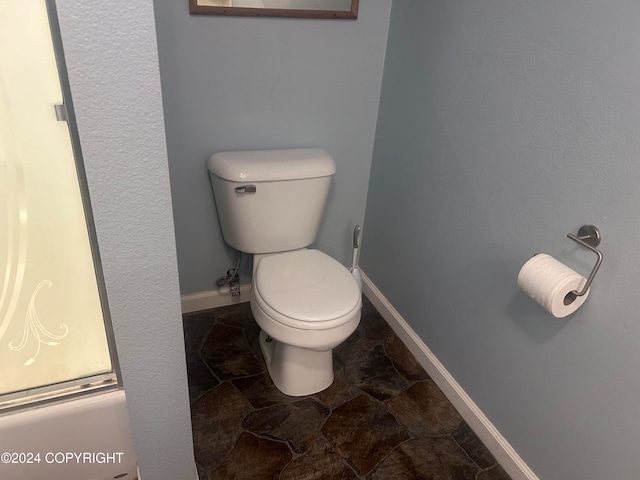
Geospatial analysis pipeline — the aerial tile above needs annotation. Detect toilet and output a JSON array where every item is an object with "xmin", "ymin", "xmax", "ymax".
[{"xmin": 207, "ymin": 148, "xmax": 361, "ymax": 396}]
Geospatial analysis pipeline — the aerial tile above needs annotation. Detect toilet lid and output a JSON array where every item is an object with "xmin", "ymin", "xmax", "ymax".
[{"xmin": 255, "ymin": 249, "xmax": 361, "ymax": 322}]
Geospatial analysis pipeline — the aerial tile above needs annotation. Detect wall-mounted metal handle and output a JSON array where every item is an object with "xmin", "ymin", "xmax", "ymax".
[
  {"xmin": 54, "ymin": 103, "xmax": 68, "ymax": 122},
  {"xmin": 566, "ymin": 224, "xmax": 603, "ymax": 297},
  {"xmin": 235, "ymin": 185, "xmax": 256, "ymax": 194}
]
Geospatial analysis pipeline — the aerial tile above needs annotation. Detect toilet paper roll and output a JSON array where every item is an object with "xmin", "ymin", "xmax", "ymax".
[{"xmin": 517, "ymin": 254, "xmax": 589, "ymax": 318}]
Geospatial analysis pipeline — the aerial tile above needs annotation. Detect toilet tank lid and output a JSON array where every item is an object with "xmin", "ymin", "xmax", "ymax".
[{"xmin": 207, "ymin": 148, "xmax": 336, "ymax": 182}]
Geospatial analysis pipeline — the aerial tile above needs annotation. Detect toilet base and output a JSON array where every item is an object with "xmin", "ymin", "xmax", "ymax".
[{"xmin": 259, "ymin": 330, "xmax": 334, "ymax": 396}]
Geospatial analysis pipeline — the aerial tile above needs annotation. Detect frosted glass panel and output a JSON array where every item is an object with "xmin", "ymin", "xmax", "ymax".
[{"xmin": 0, "ymin": 0, "xmax": 112, "ymax": 396}]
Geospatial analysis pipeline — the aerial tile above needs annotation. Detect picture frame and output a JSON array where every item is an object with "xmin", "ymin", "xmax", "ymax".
[{"xmin": 189, "ymin": 0, "xmax": 359, "ymax": 19}]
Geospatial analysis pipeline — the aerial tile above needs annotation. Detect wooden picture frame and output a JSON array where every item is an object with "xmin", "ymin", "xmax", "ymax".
[{"xmin": 189, "ymin": 0, "xmax": 359, "ymax": 19}]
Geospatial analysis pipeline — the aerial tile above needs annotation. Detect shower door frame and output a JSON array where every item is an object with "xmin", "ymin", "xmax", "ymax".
[{"xmin": 0, "ymin": 0, "xmax": 122, "ymax": 414}]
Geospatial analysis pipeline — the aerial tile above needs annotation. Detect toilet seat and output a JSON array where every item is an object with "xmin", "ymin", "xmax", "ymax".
[{"xmin": 254, "ymin": 249, "xmax": 361, "ymax": 330}]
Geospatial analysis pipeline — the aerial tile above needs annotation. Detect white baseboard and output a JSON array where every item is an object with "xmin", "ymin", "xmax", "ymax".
[
  {"xmin": 361, "ymin": 270, "xmax": 538, "ymax": 480},
  {"xmin": 181, "ymin": 283, "xmax": 251, "ymax": 313}
]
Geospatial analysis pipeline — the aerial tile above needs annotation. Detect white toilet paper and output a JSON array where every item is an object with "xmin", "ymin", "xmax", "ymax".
[{"xmin": 517, "ymin": 254, "xmax": 589, "ymax": 318}]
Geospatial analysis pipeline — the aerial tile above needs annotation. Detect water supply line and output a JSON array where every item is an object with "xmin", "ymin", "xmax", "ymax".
[{"xmin": 216, "ymin": 252, "xmax": 241, "ymax": 297}]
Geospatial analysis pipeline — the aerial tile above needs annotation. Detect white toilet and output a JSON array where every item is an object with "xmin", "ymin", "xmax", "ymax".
[{"xmin": 207, "ymin": 148, "xmax": 361, "ymax": 396}]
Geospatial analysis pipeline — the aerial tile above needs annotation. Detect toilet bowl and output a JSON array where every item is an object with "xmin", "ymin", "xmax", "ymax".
[
  {"xmin": 250, "ymin": 249, "xmax": 361, "ymax": 396},
  {"xmin": 207, "ymin": 148, "xmax": 362, "ymax": 395}
]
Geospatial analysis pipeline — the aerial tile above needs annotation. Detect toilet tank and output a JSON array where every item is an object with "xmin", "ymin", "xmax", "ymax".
[{"xmin": 207, "ymin": 148, "xmax": 336, "ymax": 254}]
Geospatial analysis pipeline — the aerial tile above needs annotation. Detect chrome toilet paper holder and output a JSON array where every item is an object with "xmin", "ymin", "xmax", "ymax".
[{"xmin": 566, "ymin": 224, "xmax": 603, "ymax": 299}]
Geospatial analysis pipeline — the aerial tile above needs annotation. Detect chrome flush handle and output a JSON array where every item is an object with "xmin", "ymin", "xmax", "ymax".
[{"xmin": 235, "ymin": 185, "xmax": 257, "ymax": 194}]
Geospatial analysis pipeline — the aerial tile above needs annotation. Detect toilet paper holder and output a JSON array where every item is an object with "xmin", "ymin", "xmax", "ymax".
[{"xmin": 566, "ymin": 224, "xmax": 603, "ymax": 299}]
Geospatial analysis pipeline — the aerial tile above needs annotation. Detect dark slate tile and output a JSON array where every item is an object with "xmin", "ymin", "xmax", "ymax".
[
  {"xmin": 477, "ymin": 464, "xmax": 513, "ymax": 480},
  {"xmin": 384, "ymin": 334, "xmax": 430, "ymax": 382},
  {"xmin": 196, "ymin": 462, "xmax": 208, "ymax": 480},
  {"xmin": 332, "ymin": 348, "xmax": 345, "ymax": 374},
  {"xmin": 453, "ymin": 421, "xmax": 497, "ymax": 469},
  {"xmin": 185, "ymin": 349, "xmax": 200, "ymax": 363},
  {"xmin": 321, "ymin": 394, "xmax": 410, "ymax": 476},
  {"xmin": 242, "ymin": 398, "xmax": 330, "ymax": 454},
  {"xmin": 313, "ymin": 371, "xmax": 361, "ymax": 409},
  {"xmin": 335, "ymin": 296, "xmax": 391, "ymax": 357},
  {"xmin": 334, "ymin": 323, "xmax": 364, "ymax": 361},
  {"xmin": 182, "ymin": 310, "xmax": 218, "ymax": 354},
  {"xmin": 385, "ymin": 380, "xmax": 463, "ymax": 437},
  {"xmin": 306, "ymin": 435, "xmax": 335, "ymax": 455},
  {"xmin": 183, "ymin": 308, "xmax": 217, "ymax": 323},
  {"xmin": 232, "ymin": 373, "xmax": 298, "ymax": 409},
  {"xmin": 361, "ymin": 294, "xmax": 377, "ymax": 315},
  {"xmin": 361, "ymin": 297, "xmax": 393, "ymax": 340},
  {"xmin": 343, "ymin": 340, "xmax": 411, "ymax": 401},
  {"xmin": 210, "ymin": 432, "xmax": 292, "ymax": 480},
  {"xmin": 214, "ymin": 301, "xmax": 255, "ymax": 329},
  {"xmin": 201, "ymin": 323, "xmax": 263, "ymax": 380},
  {"xmin": 190, "ymin": 382, "xmax": 254, "ymax": 470},
  {"xmin": 186, "ymin": 358, "xmax": 220, "ymax": 403},
  {"xmin": 280, "ymin": 452, "xmax": 359, "ymax": 480},
  {"xmin": 367, "ymin": 436, "xmax": 478, "ymax": 480},
  {"xmin": 245, "ymin": 322, "xmax": 267, "ymax": 367}
]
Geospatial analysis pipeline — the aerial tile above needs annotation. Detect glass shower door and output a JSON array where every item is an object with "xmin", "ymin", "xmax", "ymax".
[{"xmin": 0, "ymin": 0, "xmax": 117, "ymax": 409}]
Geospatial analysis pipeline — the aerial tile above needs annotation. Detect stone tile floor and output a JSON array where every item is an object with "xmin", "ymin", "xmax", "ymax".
[{"xmin": 183, "ymin": 296, "xmax": 512, "ymax": 480}]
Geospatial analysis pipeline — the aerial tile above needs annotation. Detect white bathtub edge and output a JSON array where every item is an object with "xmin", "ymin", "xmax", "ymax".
[{"xmin": 0, "ymin": 389, "xmax": 138, "ymax": 480}]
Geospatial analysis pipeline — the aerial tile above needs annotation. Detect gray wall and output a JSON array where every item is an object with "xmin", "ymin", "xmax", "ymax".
[
  {"xmin": 153, "ymin": 0, "xmax": 391, "ymax": 294},
  {"xmin": 362, "ymin": 1, "xmax": 640, "ymax": 479},
  {"xmin": 56, "ymin": 1, "xmax": 195, "ymax": 479}
]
